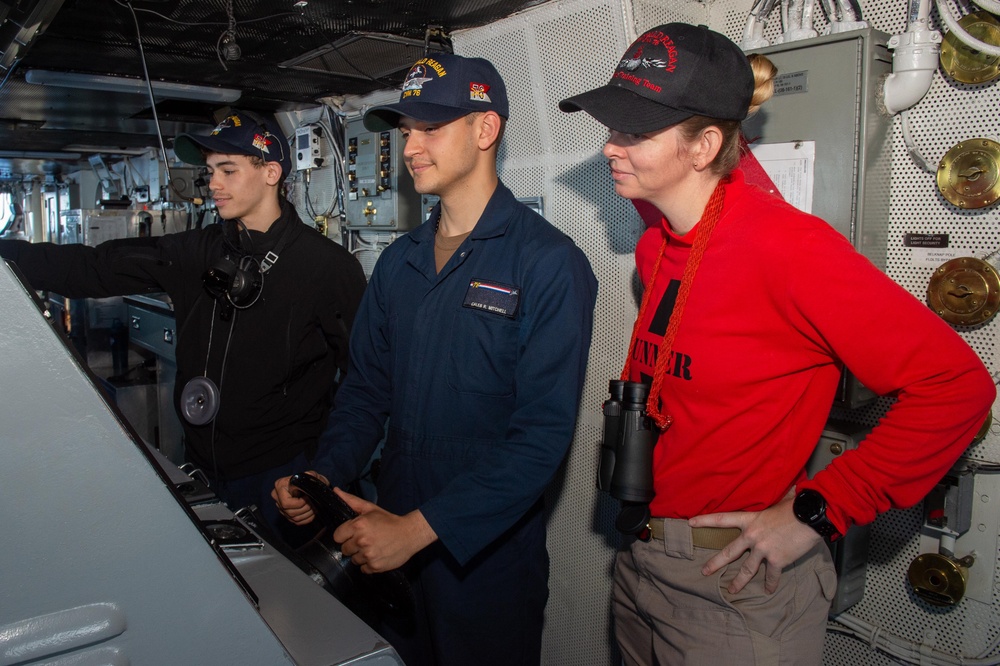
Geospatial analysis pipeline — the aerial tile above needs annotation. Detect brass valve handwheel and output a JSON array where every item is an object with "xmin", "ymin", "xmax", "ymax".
[
  {"xmin": 927, "ymin": 257, "xmax": 1000, "ymax": 326},
  {"xmin": 940, "ymin": 11, "xmax": 1000, "ymax": 84},
  {"xmin": 937, "ymin": 139, "xmax": 1000, "ymax": 209},
  {"xmin": 908, "ymin": 552, "xmax": 970, "ymax": 607}
]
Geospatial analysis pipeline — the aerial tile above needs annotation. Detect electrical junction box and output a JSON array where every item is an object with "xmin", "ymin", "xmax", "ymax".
[
  {"xmin": 744, "ymin": 28, "xmax": 893, "ymax": 264},
  {"xmin": 295, "ymin": 124, "xmax": 324, "ymax": 171},
  {"xmin": 343, "ymin": 116, "xmax": 422, "ymax": 231},
  {"xmin": 164, "ymin": 167, "xmax": 200, "ymax": 203},
  {"xmin": 147, "ymin": 158, "xmax": 200, "ymax": 204},
  {"xmin": 744, "ymin": 29, "xmax": 892, "ymax": 410}
]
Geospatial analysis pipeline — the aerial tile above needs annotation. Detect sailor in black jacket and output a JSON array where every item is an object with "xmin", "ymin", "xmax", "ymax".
[{"xmin": 0, "ymin": 111, "xmax": 367, "ymax": 540}]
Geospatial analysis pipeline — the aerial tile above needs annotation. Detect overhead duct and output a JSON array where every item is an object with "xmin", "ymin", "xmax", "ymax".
[
  {"xmin": 280, "ymin": 31, "xmax": 449, "ymax": 82},
  {"xmin": 23, "ymin": 69, "xmax": 242, "ymax": 103},
  {"xmin": 0, "ymin": 0, "xmax": 66, "ymax": 76}
]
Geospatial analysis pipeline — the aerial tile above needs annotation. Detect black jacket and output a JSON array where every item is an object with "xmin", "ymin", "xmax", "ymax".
[{"xmin": 0, "ymin": 201, "xmax": 367, "ymax": 479}]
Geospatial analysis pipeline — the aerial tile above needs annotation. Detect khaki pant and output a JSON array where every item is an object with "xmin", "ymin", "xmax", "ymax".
[{"xmin": 613, "ymin": 518, "xmax": 837, "ymax": 666}]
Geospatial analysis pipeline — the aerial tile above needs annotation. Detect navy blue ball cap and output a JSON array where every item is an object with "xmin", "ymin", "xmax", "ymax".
[
  {"xmin": 173, "ymin": 110, "xmax": 292, "ymax": 177},
  {"xmin": 559, "ymin": 23, "xmax": 753, "ymax": 134},
  {"xmin": 363, "ymin": 53, "xmax": 509, "ymax": 132}
]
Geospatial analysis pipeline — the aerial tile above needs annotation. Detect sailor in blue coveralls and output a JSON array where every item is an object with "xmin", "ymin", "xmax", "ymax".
[{"xmin": 272, "ymin": 53, "xmax": 597, "ymax": 665}]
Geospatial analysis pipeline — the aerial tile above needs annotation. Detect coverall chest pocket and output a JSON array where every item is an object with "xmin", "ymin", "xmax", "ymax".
[{"xmin": 447, "ymin": 308, "xmax": 520, "ymax": 397}]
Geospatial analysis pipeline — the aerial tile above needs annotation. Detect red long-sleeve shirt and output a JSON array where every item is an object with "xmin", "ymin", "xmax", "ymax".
[{"xmin": 629, "ymin": 170, "xmax": 994, "ymax": 534}]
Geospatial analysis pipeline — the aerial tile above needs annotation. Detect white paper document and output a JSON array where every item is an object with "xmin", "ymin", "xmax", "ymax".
[{"xmin": 749, "ymin": 141, "xmax": 816, "ymax": 214}]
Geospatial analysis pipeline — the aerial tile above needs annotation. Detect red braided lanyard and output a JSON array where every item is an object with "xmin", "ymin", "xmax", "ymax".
[{"xmin": 620, "ymin": 178, "xmax": 728, "ymax": 429}]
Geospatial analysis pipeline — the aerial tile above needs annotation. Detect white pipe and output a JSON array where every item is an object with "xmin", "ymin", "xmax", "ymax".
[
  {"xmin": 782, "ymin": 0, "xmax": 818, "ymax": 42},
  {"xmin": 899, "ymin": 109, "xmax": 937, "ymax": 173},
  {"xmin": 882, "ymin": 36, "xmax": 940, "ymax": 113},
  {"xmin": 829, "ymin": 19, "xmax": 869, "ymax": 33},
  {"xmin": 801, "ymin": 0, "xmax": 816, "ymax": 31},
  {"xmin": 935, "ymin": 0, "xmax": 1000, "ymax": 57},
  {"xmin": 742, "ymin": 0, "xmax": 774, "ymax": 49},
  {"xmin": 789, "ymin": 0, "xmax": 820, "ymax": 40},
  {"xmin": 881, "ymin": 0, "xmax": 941, "ymax": 115},
  {"xmin": 786, "ymin": 0, "xmax": 803, "ymax": 31},
  {"xmin": 742, "ymin": 15, "xmax": 770, "ymax": 49},
  {"xmin": 970, "ymin": 0, "xmax": 1000, "ymax": 14},
  {"xmin": 825, "ymin": 0, "xmax": 866, "ymax": 33},
  {"xmin": 938, "ymin": 532, "xmax": 958, "ymax": 556},
  {"xmin": 835, "ymin": 0, "xmax": 859, "ymax": 22},
  {"xmin": 818, "ymin": 0, "xmax": 840, "ymax": 22},
  {"xmin": 830, "ymin": 613, "xmax": 1000, "ymax": 665}
]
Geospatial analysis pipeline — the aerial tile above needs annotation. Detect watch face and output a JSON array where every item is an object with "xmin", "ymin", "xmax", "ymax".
[{"xmin": 794, "ymin": 490, "xmax": 826, "ymax": 524}]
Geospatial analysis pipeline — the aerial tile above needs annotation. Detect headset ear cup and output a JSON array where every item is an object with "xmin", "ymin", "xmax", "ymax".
[
  {"xmin": 203, "ymin": 255, "xmax": 262, "ymax": 307},
  {"xmin": 228, "ymin": 264, "xmax": 262, "ymax": 306},
  {"xmin": 203, "ymin": 257, "xmax": 238, "ymax": 299}
]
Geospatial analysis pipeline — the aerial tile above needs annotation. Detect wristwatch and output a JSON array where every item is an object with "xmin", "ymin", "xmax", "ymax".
[{"xmin": 792, "ymin": 488, "xmax": 839, "ymax": 540}]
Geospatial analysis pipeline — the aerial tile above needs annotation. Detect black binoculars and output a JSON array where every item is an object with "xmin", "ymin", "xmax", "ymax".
[{"xmin": 599, "ymin": 380, "xmax": 658, "ymax": 534}]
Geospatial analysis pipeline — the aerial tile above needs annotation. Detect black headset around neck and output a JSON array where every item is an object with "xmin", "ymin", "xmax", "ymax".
[
  {"xmin": 183, "ymin": 214, "xmax": 297, "ymax": 435},
  {"xmin": 201, "ymin": 215, "xmax": 295, "ymax": 321}
]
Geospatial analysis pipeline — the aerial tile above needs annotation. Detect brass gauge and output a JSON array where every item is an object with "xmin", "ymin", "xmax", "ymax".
[
  {"xmin": 908, "ymin": 552, "xmax": 971, "ymax": 606},
  {"xmin": 927, "ymin": 256, "xmax": 1000, "ymax": 326},
  {"xmin": 937, "ymin": 139, "xmax": 1000, "ymax": 209},
  {"xmin": 940, "ymin": 11, "xmax": 1000, "ymax": 84}
]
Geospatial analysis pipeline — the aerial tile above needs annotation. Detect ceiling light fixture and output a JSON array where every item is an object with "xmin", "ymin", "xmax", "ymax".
[
  {"xmin": 62, "ymin": 145, "xmax": 154, "ymax": 156},
  {"xmin": 24, "ymin": 69, "xmax": 241, "ymax": 103},
  {"xmin": 0, "ymin": 150, "xmax": 83, "ymax": 160}
]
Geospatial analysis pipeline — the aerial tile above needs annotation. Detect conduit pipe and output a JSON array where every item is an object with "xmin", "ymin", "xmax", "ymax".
[
  {"xmin": 881, "ymin": 0, "xmax": 941, "ymax": 115},
  {"xmin": 743, "ymin": 0, "xmax": 779, "ymax": 50},
  {"xmin": 742, "ymin": 0, "xmax": 866, "ymax": 48},
  {"xmin": 828, "ymin": 0, "xmax": 867, "ymax": 33},
  {"xmin": 742, "ymin": 14, "xmax": 770, "ymax": 48},
  {"xmin": 935, "ymin": 0, "xmax": 1000, "ymax": 58},
  {"xmin": 830, "ymin": 612, "xmax": 1000, "ymax": 665},
  {"xmin": 836, "ymin": 0, "xmax": 860, "ymax": 22},
  {"xmin": 965, "ymin": 0, "xmax": 1000, "ymax": 14},
  {"xmin": 782, "ymin": 0, "xmax": 819, "ymax": 42}
]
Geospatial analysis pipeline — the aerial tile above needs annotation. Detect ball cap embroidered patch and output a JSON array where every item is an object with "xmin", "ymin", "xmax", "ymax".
[
  {"xmin": 559, "ymin": 23, "xmax": 753, "ymax": 134},
  {"xmin": 174, "ymin": 110, "xmax": 292, "ymax": 177},
  {"xmin": 364, "ymin": 52, "xmax": 510, "ymax": 132}
]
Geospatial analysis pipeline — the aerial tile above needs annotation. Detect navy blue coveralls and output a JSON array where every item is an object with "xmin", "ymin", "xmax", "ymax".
[{"xmin": 313, "ymin": 182, "xmax": 597, "ymax": 665}]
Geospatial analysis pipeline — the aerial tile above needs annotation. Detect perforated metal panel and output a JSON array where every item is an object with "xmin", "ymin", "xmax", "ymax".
[
  {"xmin": 829, "ymin": 2, "xmax": 1000, "ymax": 660},
  {"xmin": 453, "ymin": 0, "xmax": 1000, "ymax": 663},
  {"xmin": 287, "ymin": 175, "xmax": 339, "ymax": 229}
]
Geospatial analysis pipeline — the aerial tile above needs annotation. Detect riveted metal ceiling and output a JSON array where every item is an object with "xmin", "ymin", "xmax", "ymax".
[{"xmin": 0, "ymin": 0, "xmax": 546, "ymax": 174}]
